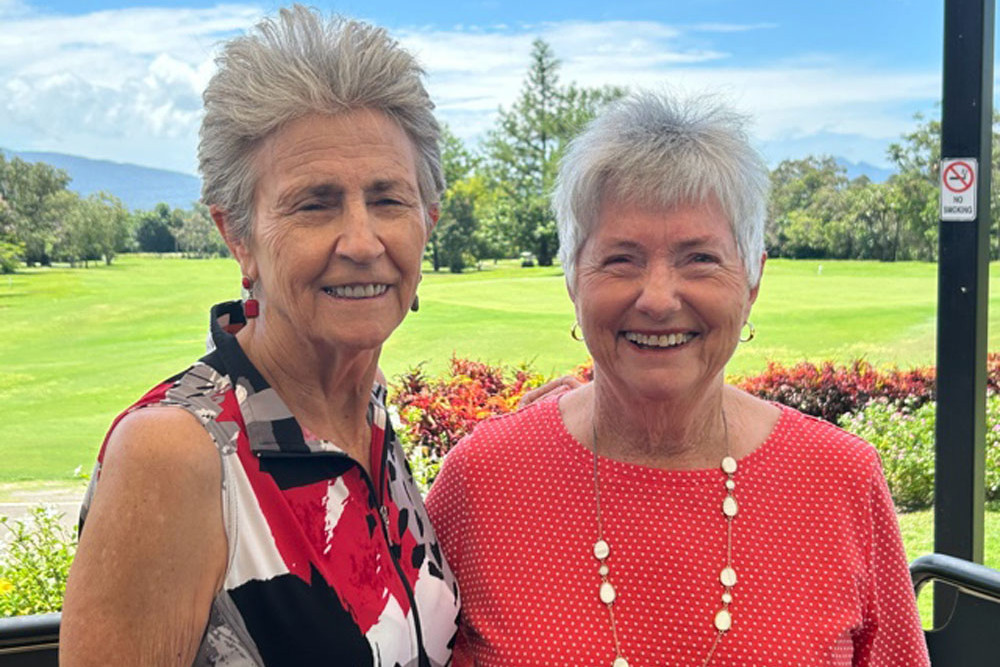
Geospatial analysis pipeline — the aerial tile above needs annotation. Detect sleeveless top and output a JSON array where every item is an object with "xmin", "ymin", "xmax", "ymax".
[{"xmin": 80, "ymin": 301, "xmax": 460, "ymax": 666}]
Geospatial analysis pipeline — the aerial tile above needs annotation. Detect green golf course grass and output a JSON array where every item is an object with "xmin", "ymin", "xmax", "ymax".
[
  {"xmin": 4, "ymin": 254, "xmax": 1000, "ymax": 482},
  {"xmin": 1, "ymin": 254, "xmax": 999, "ymax": 624}
]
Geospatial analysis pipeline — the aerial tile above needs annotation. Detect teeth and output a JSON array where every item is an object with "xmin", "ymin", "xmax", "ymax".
[
  {"xmin": 324, "ymin": 284, "xmax": 388, "ymax": 299},
  {"xmin": 624, "ymin": 331, "xmax": 694, "ymax": 348}
]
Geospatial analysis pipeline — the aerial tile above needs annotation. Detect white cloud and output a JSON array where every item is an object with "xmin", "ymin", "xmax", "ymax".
[
  {"xmin": 0, "ymin": 3, "xmax": 262, "ymax": 172},
  {"xmin": 0, "ymin": 6, "xmax": 939, "ymax": 174}
]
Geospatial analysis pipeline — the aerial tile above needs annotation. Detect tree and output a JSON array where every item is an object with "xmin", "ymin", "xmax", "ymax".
[
  {"xmin": 484, "ymin": 39, "xmax": 623, "ymax": 266},
  {"xmin": 437, "ymin": 176, "xmax": 488, "ymax": 272},
  {"xmin": 175, "ymin": 203, "xmax": 224, "ymax": 258},
  {"xmin": 134, "ymin": 203, "xmax": 179, "ymax": 253},
  {"xmin": 767, "ymin": 156, "xmax": 850, "ymax": 257},
  {"xmin": 0, "ymin": 155, "xmax": 71, "ymax": 265},
  {"xmin": 89, "ymin": 192, "xmax": 132, "ymax": 265},
  {"xmin": 429, "ymin": 125, "xmax": 481, "ymax": 271},
  {"xmin": 888, "ymin": 110, "xmax": 1000, "ymax": 258}
]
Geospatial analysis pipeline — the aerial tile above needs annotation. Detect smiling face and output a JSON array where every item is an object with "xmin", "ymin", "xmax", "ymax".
[
  {"xmin": 572, "ymin": 194, "xmax": 761, "ymax": 402},
  {"xmin": 234, "ymin": 110, "xmax": 429, "ymax": 353}
]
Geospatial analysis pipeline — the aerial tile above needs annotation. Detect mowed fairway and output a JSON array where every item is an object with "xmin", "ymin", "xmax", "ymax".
[{"xmin": 3, "ymin": 254, "xmax": 1000, "ymax": 482}]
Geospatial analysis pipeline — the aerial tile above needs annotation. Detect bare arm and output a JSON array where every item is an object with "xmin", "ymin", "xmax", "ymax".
[{"xmin": 60, "ymin": 408, "xmax": 228, "ymax": 666}]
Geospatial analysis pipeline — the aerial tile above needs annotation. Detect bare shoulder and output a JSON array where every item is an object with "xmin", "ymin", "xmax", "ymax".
[
  {"xmin": 61, "ymin": 406, "xmax": 227, "ymax": 666},
  {"xmin": 100, "ymin": 406, "xmax": 222, "ymax": 479}
]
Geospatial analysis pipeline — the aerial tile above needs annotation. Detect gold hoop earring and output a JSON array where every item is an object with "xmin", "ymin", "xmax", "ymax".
[
  {"xmin": 739, "ymin": 321, "xmax": 756, "ymax": 343},
  {"xmin": 570, "ymin": 322, "xmax": 584, "ymax": 342}
]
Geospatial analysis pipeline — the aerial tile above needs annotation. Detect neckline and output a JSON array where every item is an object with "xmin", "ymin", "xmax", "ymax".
[
  {"xmin": 549, "ymin": 393, "xmax": 793, "ymax": 484},
  {"xmin": 206, "ymin": 300, "xmax": 386, "ymax": 458}
]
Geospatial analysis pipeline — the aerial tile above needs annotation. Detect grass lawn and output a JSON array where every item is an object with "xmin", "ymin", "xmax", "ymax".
[
  {"xmin": 899, "ymin": 504, "xmax": 1000, "ymax": 627},
  {"xmin": 5, "ymin": 254, "xmax": 1000, "ymax": 482}
]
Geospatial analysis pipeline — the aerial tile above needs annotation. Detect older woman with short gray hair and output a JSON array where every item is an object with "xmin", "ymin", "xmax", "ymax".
[
  {"xmin": 62, "ymin": 6, "xmax": 459, "ymax": 665},
  {"xmin": 427, "ymin": 92, "xmax": 928, "ymax": 666}
]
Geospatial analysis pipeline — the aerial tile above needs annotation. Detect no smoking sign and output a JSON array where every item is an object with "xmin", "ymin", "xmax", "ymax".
[{"xmin": 941, "ymin": 158, "xmax": 977, "ymax": 221}]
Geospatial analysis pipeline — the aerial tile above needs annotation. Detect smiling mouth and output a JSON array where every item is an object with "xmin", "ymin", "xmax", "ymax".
[
  {"xmin": 322, "ymin": 284, "xmax": 389, "ymax": 299},
  {"xmin": 623, "ymin": 331, "xmax": 697, "ymax": 349}
]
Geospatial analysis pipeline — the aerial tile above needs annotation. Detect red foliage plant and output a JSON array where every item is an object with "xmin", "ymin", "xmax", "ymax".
[
  {"xmin": 390, "ymin": 356, "xmax": 545, "ymax": 456},
  {"xmin": 731, "ymin": 360, "xmax": 937, "ymax": 423},
  {"xmin": 568, "ymin": 358, "xmax": 942, "ymax": 424}
]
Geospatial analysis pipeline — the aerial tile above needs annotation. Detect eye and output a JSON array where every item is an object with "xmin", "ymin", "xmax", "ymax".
[
  {"xmin": 373, "ymin": 197, "xmax": 406, "ymax": 207},
  {"xmin": 297, "ymin": 201, "xmax": 327, "ymax": 212},
  {"xmin": 604, "ymin": 254, "xmax": 632, "ymax": 265},
  {"xmin": 691, "ymin": 252, "xmax": 720, "ymax": 264}
]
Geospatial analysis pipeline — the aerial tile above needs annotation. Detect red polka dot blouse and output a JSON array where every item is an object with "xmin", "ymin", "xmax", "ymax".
[{"xmin": 426, "ymin": 397, "xmax": 929, "ymax": 667}]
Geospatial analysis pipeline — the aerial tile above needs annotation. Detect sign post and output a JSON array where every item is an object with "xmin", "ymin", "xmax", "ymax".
[{"xmin": 935, "ymin": 0, "xmax": 993, "ymax": 626}]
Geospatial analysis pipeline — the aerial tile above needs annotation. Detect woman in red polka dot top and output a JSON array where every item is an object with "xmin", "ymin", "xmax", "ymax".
[{"xmin": 425, "ymin": 91, "xmax": 929, "ymax": 667}]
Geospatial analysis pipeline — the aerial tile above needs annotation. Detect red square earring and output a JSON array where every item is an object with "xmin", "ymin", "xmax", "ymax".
[{"xmin": 241, "ymin": 276, "xmax": 259, "ymax": 318}]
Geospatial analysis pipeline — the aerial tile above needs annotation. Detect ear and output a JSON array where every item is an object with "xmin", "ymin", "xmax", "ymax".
[
  {"xmin": 210, "ymin": 205, "xmax": 256, "ymax": 278},
  {"xmin": 746, "ymin": 252, "xmax": 766, "ymax": 312}
]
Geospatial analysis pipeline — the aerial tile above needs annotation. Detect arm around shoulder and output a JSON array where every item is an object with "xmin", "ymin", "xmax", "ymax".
[{"xmin": 60, "ymin": 407, "xmax": 228, "ymax": 666}]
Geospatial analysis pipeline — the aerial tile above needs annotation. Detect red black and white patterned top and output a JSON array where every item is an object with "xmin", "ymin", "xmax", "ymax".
[
  {"xmin": 80, "ymin": 301, "xmax": 460, "ymax": 667},
  {"xmin": 426, "ymin": 396, "xmax": 929, "ymax": 667}
]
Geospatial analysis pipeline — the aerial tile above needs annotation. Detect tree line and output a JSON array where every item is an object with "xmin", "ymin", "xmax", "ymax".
[
  {"xmin": 0, "ymin": 155, "xmax": 226, "ymax": 273},
  {"xmin": 1, "ymin": 39, "xmax": 992, "ymax": 275}
]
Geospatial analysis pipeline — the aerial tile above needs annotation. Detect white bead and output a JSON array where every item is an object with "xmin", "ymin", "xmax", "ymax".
[
  {"xmin": 714, "ymin": 608, "xmax": 732, "ymax": 632},
  {"xmin": 721, "ymin": 456, "xmax": 737, "ymax": 474},
  {"xmin": 599, "ymin": 581, "xmax": 617, "ymax": 605},
  {"xmin": 720, "ymin": 567, "xmax": 737, "ymax": 587},
  {"xmin": 594, "ymin": 539, "xmax": 610, "ymax": 560},
  {"xmin": 599, "ymin": 564, "xmax": 609, "ymax": 576},
  {"xmin": 725, "ymin": 479, "xmax": 736, "ymax": 490},
  {"xmin": 723, "ymin": 495, "xmax": 738, "ymax": 517},
  {"xmin": 612, "ymin": 658, "xmax": 630, "ymax": 667},
  {"xmin": 722, "ymin": 592, "xmax": 732, "ymax": 604}
]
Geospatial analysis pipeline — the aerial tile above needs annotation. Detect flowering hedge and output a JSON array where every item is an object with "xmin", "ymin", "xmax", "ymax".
[
  {"xmin": 841, "ymin": 396, "xmax": 1000, "ymax": 509},
  {"xmin": 389, "ymin": 357, "xmax": 546, "ymax": 488},
  {"xmin": 390, "ymin": 356, "xmax": 1000, "ymax": 507}
]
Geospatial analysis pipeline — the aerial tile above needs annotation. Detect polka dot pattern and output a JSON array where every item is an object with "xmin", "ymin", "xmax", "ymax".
[{"xmin": 425, "ymin": 398, "xmax": 930, "ymax": 666}]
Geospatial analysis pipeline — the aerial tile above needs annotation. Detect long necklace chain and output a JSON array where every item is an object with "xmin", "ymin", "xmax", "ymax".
[{"xmin": 591, "ymin": 412, "xmax": 739, "ymax": 667}]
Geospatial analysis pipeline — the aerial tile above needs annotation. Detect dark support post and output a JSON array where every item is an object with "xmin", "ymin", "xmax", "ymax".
[{"xmin": 935, "ymin": 0, "xmax": 993, "ymax": 626}]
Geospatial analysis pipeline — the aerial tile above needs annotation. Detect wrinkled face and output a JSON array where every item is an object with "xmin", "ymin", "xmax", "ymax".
[
  {"xmin": 572, "ymin": 195, "xmax": 761, "ymax": 401},
  {"xmin": 239, "ymin": 110, "xmax": 429, "ymax": 352}
]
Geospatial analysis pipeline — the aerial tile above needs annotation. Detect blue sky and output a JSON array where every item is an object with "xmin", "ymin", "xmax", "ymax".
[{"xmin": 0, "ymin": 0, "xmax": 951, "ymax": 175}]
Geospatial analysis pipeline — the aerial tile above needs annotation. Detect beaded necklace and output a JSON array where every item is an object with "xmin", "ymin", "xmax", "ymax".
[{"xmin": 590, "ymin": 413, "xmax": 739, "ymax": 667}]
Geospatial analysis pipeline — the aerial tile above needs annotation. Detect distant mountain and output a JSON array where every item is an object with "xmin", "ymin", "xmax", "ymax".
[
  {"xmin": 1, "ymin": 149, "xmax": 201, "ymax": 211},
  {"xmin": 836, "ymin": 158, "xmax": 895, "ymax": 184}
]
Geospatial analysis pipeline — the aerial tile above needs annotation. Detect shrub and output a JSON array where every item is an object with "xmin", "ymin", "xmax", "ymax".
[
  {"xmin": 839, "ymin": 399, "xmax": 937, "ymax": 509},
  {"xmin": 390, "ymin": 356, "xmax": 546, "ymax": 467},
  {"xmin": 840, "ymin": 396, "xmax": 1000, "ymax": 509},
  {"xmin": 0, "ymin": 506, "xmax": 77, "ymax": 616},
  {"xmin": 733, "ymin": 359, "xmax": 936, "ymax": 423},
  {"xmin": 0, "ymin": 240, "xmax": 23, "ymax": 274}
]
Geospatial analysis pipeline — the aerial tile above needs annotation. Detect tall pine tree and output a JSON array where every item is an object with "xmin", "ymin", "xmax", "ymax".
[{"xmin": 484, "ymin": 39, "xmax": 623, "ymax": 266}]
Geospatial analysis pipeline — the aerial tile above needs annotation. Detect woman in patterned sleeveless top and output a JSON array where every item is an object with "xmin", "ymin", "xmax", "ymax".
[{"xmin": 61, "ymin": 6, "xmax": 459, "ymax": 665}]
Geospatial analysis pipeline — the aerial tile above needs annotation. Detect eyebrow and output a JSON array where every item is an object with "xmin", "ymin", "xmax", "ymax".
[
  {"xmin": 276, "ymin": 183, "xmax": 342, "ymax": 209},
  {"xmin": 599, "ymin": 235, "xmax": 724, "ymax": 253},
  {"xmin": 366, "ymin": 179, "xmax": 417, "ymax": 196}
]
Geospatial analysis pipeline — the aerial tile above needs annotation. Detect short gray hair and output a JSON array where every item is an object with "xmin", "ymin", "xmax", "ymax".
[
  {"xmin": 199, "ymin": 4, "xmax": 444, "ymax": 241},
  {"xmin": 553, "ymin": 91, "xmax": 769, "ymax": 287}
]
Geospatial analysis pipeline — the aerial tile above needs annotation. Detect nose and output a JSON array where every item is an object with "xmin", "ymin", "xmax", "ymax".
[
  {"xmin": 634, "ymin": 262, "xmax": 682, "ymax": 318},
  {"xmin": 336, "ymin": 199, "xmax": 385, "ymax": 264}
]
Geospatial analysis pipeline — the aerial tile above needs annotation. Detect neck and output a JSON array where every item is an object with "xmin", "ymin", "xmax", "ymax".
[
  {"xmin": 591, "ymin": 379, "xmax": 730, "ymax": 469},
  {"xmin": 236, "ymin": 316, "xmax": 379, "ymax": 465}
]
